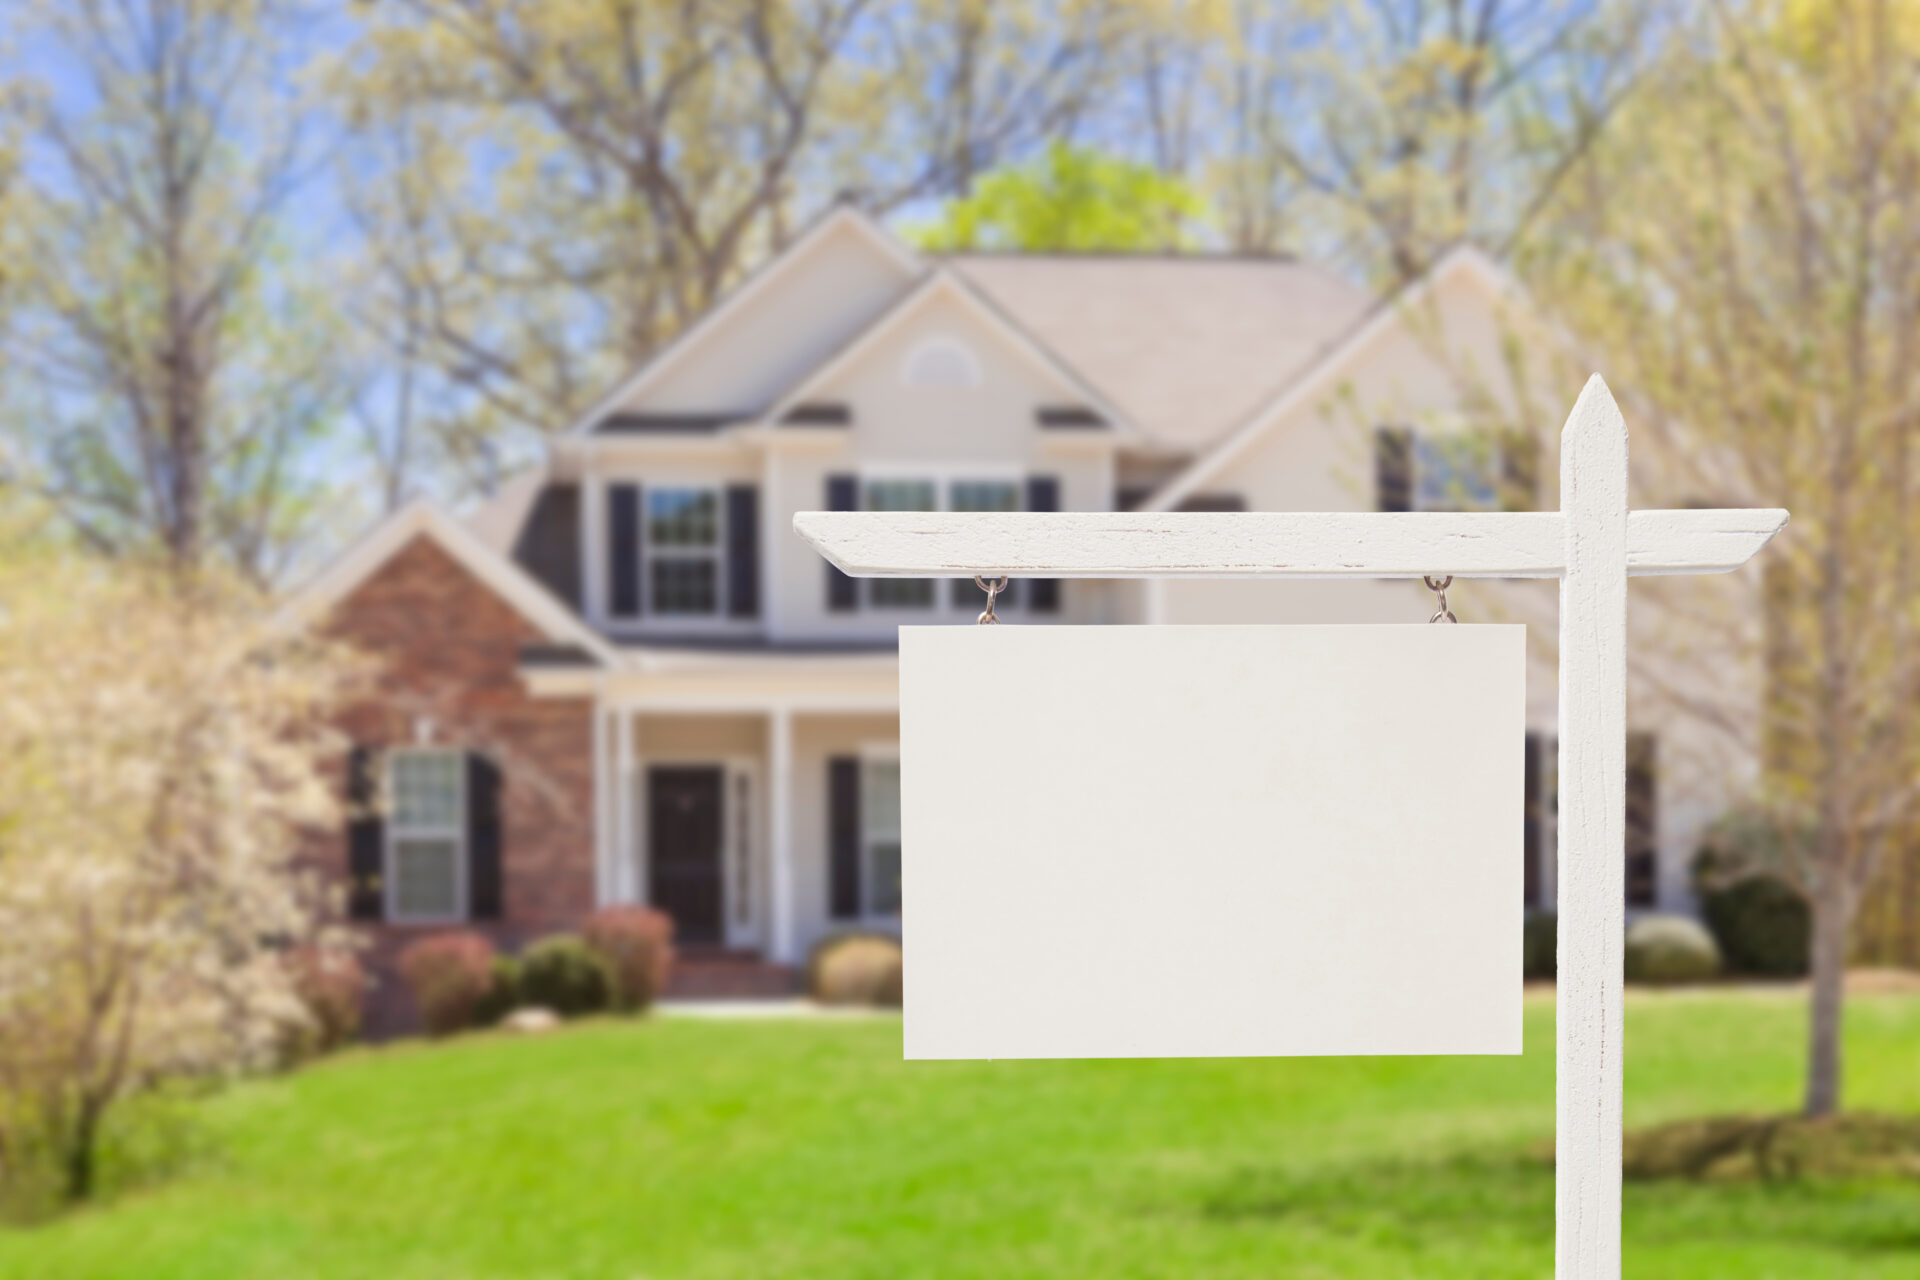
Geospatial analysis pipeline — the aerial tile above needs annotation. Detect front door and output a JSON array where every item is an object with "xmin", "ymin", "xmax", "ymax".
[{"xmin": 648, "ymin": 766, "xmax": 725, "ymax": 944}]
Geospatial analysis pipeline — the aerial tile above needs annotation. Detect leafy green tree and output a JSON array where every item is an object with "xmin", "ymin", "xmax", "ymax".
[
  {"xmin": 913, "ymin": 141, "xmax": 1208, "ymax": 250},
  {"xmin": 1523, "ymin": 0, "xmax": 1920, "ymax": 1117}
]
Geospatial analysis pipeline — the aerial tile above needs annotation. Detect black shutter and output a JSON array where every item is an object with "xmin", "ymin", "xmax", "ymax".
[
  {"xmin": 829, "ymin": 756, "xmax": 862, "ymax": 919},
  {"xmin": 725, "ymin": 484, "xmax": 760, "ymax": 618},
  {"xmin": 346, "ymin": 746, "xmax": 383, "ymax": 921},
  {"xmin": 609, "ymin": 482, "xmax": 642, "ymax": 616},
  {"xmin": 1026, "ymin": 475, "xmax": 1060, "ymax": 613},
  {"xmin": 825, "ymin": 474, "xmax": 859, "ymax": 612},
  {"xmin": 1376, "ymin": 426, "xmax": 1414, "ymax": 512},
  {"xmin": 468, "ymin": 753, "xmax": 503, "ymax": 920},
  {"xmin": 1626, "ymin": 734, "xmax": 1658, "ymax": 907}
]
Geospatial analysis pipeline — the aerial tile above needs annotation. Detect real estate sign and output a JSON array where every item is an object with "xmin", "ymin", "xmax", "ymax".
[{"xmin": 899, "ymin": 623, "xmax": 1525, "ymax": 1060}]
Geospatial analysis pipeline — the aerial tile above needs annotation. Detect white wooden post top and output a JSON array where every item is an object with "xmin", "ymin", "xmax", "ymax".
[{"xmin": 791, "ymin": 374, "xmax": 1787, "ymax": 1280}]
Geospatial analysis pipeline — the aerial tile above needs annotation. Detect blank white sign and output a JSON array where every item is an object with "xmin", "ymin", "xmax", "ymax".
[{"xmin": 899, "ymin": 624, "xmax": 1524, "ymax": 1060}]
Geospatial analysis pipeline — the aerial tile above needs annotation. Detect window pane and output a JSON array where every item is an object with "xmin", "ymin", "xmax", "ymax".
[
  {"xmin": 647, "ymin": 489, "xmax": 719, "ymax": 546},
  {"xmin": 950, "ymin": 480, "xmax": 1019, "ymax": 512},
  {"xmin": 863, "ymin": 760, "xmax": 901, "ymax": 837},
  {"xmin": 651, "ymin": 558, "xmax": 718, "ymax": 614},
  {"xmin": 1414, "ymin": 435, "xmax": 1500, "ymax": 512},
  {"xmin": 392, "ymin": 753, "xmax": 462, "ymax": 829},
  {"xmin": 393, "ymin": 837, "xmax": 460, "ymax": 918},
  {"xmin": 868, "ymin": 840, "xmax": 902, "ymax": 915},
  {"xmin": 871, "ymin": 578, "xmax": 935, "ymax": 608},
  {"xmin": 865, "ymin": 480, "xmax": 936, "ymax": 511}
]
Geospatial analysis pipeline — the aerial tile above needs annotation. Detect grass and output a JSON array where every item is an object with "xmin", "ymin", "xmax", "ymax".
[{"xmin": 5, "ymin": 989, "xmax": 1920, "ymax": 1279}]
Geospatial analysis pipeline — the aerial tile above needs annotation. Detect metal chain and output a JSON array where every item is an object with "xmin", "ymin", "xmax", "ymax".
[
  {"xmin": 974, "ymin": 574, "xmax": 1008, "ymax": 624},
  {"xmin": 1423, "ymin": 575, "xmax": 1458, "ymax": 624}
]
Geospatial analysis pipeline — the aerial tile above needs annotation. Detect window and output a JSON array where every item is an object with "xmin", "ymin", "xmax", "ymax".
[
  {"xmin": 646, "ymin": 488, "xmax": 721, "ymax": 614},
  {"xmin": 861, "ymin": 475, "xmax": 1022, "ymax": 611},
  {"xmin": 948, "ymin": 480, "xmax": 1020, "ymax": 607},
  {"xmin": 388, "ymin": 750, "xmax": 465, "ymax": 922},
  {"xmin": 1414, "ymin": 434, "xmax": 1502, "ymax": 511},
  {"xmin": 901, "ymin": 337, "xmax": 981, "ymax": 388},
  {"xmin": 862, "ymin": 758, "xmax": 903, "ymax": 916},
  {"xmin": 864, "ymin": 479, "xmax": 937, "ymax": 608},
  {"xmin": 1377, "ymin": 427, "xmax": 1539, "ymax": 513}
]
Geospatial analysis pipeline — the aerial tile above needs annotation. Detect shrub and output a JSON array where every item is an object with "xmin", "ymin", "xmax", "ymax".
[
  {"xmin": 471, "ymin": 956, "xmax": 523, "ymax": 1028},
  {"xmin": 583, "ymin": 907, "xmax": 675, "ymax": 1013},
  {"xmin": 810, "ymin": 933, "xmax": 904, "ymax": 1008},
  {"xmin": 1524, "ymin": 912, "xmax": 1557, "ymax": 981},
  {"xmin": 284, "ymin": 946, "xmax": 365, "ymax": 1057},
  {"xmin": 397, "ymin": 932, "xmax": 497, "ymax": 1036},
  {"xmin": 517, "ymin": 935, "xmax": 612, "ymax": 1018},
  {"xmin": 1701, "ymin": 875, "xmax": 1810, "ymax": 977},
  {"xmin": 1625, "ymin": 915, "xmax": 1722, "ymax": 985}
]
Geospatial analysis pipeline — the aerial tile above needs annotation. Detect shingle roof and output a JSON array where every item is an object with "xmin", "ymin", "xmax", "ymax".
[{"xmin": 948, "ymin": 254, "xmax": 1371, "ymax": 453}]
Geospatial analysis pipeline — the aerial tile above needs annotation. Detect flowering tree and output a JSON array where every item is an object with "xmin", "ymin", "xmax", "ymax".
[{"xmin": 0, "ymin": 545, "xmax": 359, "ymax": 1206}]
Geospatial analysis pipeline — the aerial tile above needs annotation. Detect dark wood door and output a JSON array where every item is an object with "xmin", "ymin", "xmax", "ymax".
[{"xmin": 648, "ymin": 766, "xmax": 725, "ymax": 944}]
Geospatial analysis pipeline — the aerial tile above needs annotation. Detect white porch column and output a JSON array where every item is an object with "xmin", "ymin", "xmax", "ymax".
[
  {"xmin": 592, "ymin": 702, "xmax": 610, "ymax": 905},
  {"xmin": 615, "ymin": 707, "xmax": 637, "ymax": 903},
  {"xmin": 769, "ymin": 706, "xmax": 797, "ymax": 963}
]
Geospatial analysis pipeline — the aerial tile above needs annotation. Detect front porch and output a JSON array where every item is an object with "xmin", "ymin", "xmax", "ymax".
[{"xmin": 590, "ymin": 696, "xmax": 904, "ymax": 976}]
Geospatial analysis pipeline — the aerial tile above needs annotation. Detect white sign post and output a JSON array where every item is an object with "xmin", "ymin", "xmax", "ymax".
[{"xmin": 795, "ymin": 375, "xmax": 1787, "ymax": 1280}]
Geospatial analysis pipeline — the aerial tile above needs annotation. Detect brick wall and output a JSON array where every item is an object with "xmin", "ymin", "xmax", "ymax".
[{"xmin": 318, "ymin": 533, "xmax": 595, "ymax": 1034}]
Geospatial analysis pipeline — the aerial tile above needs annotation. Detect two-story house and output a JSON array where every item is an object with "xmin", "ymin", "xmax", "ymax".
[{"xmin": 286, "ymin": 206, "xmax": 1731, "ymax": 1024}]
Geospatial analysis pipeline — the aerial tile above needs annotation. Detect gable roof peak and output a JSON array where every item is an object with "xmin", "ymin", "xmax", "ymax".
[{"xmin": 560, "ymin": 204, "xmax": 922, "ymax": 438}]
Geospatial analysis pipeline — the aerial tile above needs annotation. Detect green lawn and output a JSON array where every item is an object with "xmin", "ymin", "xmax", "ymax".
[{"xmin": 6, "ymin": 990, "xmax": 1920, "ymax": 1279}]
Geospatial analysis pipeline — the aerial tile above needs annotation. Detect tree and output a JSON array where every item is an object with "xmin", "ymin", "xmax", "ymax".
[
  {"xmin": 912, "ymin": 141, "xmax": 1208, "ymax": 250},
  {"xmin": 0, "ymin": 0, "xmax": 345, "ymax": 580},
  {"xmin": 0, "ymin": 539, "xmax": 359, "ymax": 1207},
  {"xmin": 332, "ymin": 0, "xmax": 1136, "ymax": 480},
  {"xmin": 1522, "ymin": 0, "xmax": 1920, "ymax": 1116},
  {"xmin": 1217, "ymin": 0, "xmax": 1664, "ymax": 280}
]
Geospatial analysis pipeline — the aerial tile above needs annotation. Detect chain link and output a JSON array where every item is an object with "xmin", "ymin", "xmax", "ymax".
[
  {"xmin": 974, "ymin": 575, "xmax": 1008, "ymax": 624},
  {"xmin": 1423, "ymin": 575, "xmax": 1458, "ymax": 624}
]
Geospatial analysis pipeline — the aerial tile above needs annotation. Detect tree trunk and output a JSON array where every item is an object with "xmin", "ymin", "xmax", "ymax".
[
  {"xmin": 63, "ymin": 1099, "xmax": 101, "ymax": 1202},
  {"xmin": 1804, "ymin": 873, "xmax": 1849, "ymax": 1117}
]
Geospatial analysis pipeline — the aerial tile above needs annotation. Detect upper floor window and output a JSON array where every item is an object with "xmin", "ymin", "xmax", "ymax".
[
  {"xmin": 647, "ymin": 488, "xmax": 721, "ymax": 614},
  {"xmin": 824, "ymin": 471, "xmax": 1059, "ymax": 616},
  {"xmin": 607, "ymin": 481, "xmax": 762, "ymax": 623},
  {"xmin": 863, "ymin": 476, "xmax": 1022, "ymax": 611},
  {"xmin": 1375, "ymin": 426, "xmax": 1538, "ymax": 513},
  {"xmin": 901, "ymin": 336, "xmax": 981, "ymax": 389}
]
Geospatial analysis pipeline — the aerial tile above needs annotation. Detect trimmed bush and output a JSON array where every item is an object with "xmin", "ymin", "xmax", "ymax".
[
  {"xmin": 398, "ymin": 932, "xmax": 497, "ymax": 1036},
  {"xmin": 1701, "ymin": 875, "xmax": 1810, "ymax": 977},
  {"xmin": 281, "ymin": 946, "xmax": 366, "ymax": 1060},
  {"xmin": 471, "ymin": 956, "xmax": 523, "ymax": 1028},
  {"xmin": 1524, "ymin": 912, "xmax": 1557, "ymax": 981},
  {"xmin": 1625, "ymin": 915, "xmax": 1722, "ymax": 985},
  {"xmin": 583, "ymin": 907, "xmax": 675, "ymax": 1013},
  {"xmin": 810, "ymin": 933, "xmax": 903, "ymax": 1008},
  {"xmin": 517, "ymin": 934, "xmax": 612, "ymax": 1018}
]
